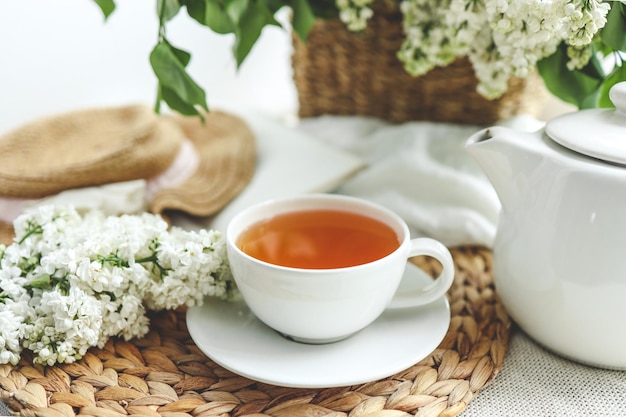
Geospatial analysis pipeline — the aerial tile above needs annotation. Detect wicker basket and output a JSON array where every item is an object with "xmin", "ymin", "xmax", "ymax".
[{"xmin": 292, "ymin": 1, "xmax": 548, "ymax": 125}]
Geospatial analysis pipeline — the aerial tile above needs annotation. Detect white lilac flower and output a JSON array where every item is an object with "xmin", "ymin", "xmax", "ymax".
[
  {"xmin": 144, "ymin": 227, "xmax": 235, "ymax": 310},
  {"xmin": 394, "ymin": 0, "xmax": 612, "ymax": 99},
  {"xmin": 0, "ymin": 303, "xmax": 27, "ymax": 365},
  {"xmin": 98, "ymin": 293, "xmax": 149, "ymax": 345},
  {"xmin": 398, "ymin": 0, "xmax": 463, "ymax": 76},
  {"xmin": 13, "ymin": 205, "xmax": 83, "ymax": 252},
  {"xmin": 336, "ymin": 0, "xmax": 375, "ymax": 31},
  {"xmin": 24, "ymin": 286, "xmax": 102, "ymax": 365},
  {"xmin": 0, "ymin": 264, "xmax": 27, "ymax": 298},
  {"xmin": 0, "ymin": 204, "xmax": 234, "ymax": 366},
  {"xmin": 564, "ymin": 0, "xmax": 610, "ymax": 47},
  {"xmin": 567, "ymin": 44, "xmax": 594, "ymax": 69}
]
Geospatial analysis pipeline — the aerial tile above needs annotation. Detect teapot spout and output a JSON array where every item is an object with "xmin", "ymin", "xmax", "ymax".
[{"xmin": 465, "ymin": 126, "xmax": 542, "ymax": 211}]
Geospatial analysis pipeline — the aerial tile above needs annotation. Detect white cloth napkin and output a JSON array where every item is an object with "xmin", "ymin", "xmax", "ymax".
[{"xmin": 297, "ymin": 114, "xmax": 545, "ymax": 248}]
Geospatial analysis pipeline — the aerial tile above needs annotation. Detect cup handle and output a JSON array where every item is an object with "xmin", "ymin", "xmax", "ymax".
[{"xmin": 387, "ymin": 238, "xmax": 454, "ymax": 309}]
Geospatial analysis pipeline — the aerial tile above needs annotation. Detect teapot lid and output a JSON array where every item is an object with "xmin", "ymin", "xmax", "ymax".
[{"xmin": 546, "ymin": 82, "xmax": 626, "ymax": 165}]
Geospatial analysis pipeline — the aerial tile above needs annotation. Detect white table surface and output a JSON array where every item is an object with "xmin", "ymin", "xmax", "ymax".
[{"xmin": 461, "ymin": 328, "xmax": 626, "ymax": 417}]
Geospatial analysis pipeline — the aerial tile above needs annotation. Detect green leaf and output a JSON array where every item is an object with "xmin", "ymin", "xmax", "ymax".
[
  {"xmin": 160, "ymin": 85, "xmax": 205, "ymax": 117},
  {"xmin": 169, "ymin": 43, "xmax": 192, "ymax": 67},
  {"xmin": 204, "ymin": 0, "xmax": 237, "ymax": 33},
  {"xmin": 149, "ymin": 41, "xmax": 208, "ymax": 116},
  {"xmin": 291, "ymin": 0, "xmax": 315, "ymax": 41},
  {"xmin": 307, "ymin": 0, "xmax": 336, "ymax": 19},
  {"xmin": 186, "ymin": 0, "xmax": 236, "ymax": 34},
  {"xmin": 264, "ymin": 0, "xmax": 287, "ymax": 14},
  {"xmin": 225, "ymin": 0, "xmax": 248, "ymax": 23},
  {"xmin": 26, "ymin": 275, "xmax": 51, "ymax": 291},
  {"xmin": 597, "ymin": 59, "xmax": 626, "ymax": 107},
  {"xmin": 578, "ymin": 46, "xmax": 606, "ymax": 80},
  {"xmin": 157, "ymin": 0, "xmax": 182, "ymax": 23},
  {"xmin": 226, "ymin": 0, "xmax": 278, "ymax": 66},
  {"xmin": 92, "ymin": 0, "xmax": 116, "ymax": 19},
  {"xmin": 602, "ymin": 2, "xmax": 626, "ymax": 51},
  {"xmin": 537, "ymin": 43, "xmax": 603, "ymax": 108}
]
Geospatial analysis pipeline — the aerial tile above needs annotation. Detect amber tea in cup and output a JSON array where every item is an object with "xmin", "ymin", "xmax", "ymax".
[
  {"xmin": 226, "ymin": 193, "xmax": 454, "ymax": 343},
  {"xmin": 236, "ymin": 209, "xmax": 401, "ymax": 269}
]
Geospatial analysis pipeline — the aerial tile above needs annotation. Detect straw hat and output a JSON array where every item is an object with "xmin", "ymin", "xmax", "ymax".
[
  {"xmin": 150, "ymin": 110, "xmax": 257, "ymax": 217},
  {"xmin": 0, "ymin": 105, "xmax": 256, "ymax": 244}
]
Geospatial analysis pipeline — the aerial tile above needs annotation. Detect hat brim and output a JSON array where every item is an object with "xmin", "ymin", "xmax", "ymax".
[{"xmin": 149, "ymin": 110, "xmax": 256, "ymax": 218}]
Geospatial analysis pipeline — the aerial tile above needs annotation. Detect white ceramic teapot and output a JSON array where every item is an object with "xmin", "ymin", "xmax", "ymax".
[{"xmin": 465, "ymin": 82, "xmax": 626, "ymax": 369}]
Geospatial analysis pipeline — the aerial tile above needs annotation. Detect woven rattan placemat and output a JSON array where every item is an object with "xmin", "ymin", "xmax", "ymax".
[{"xmin": 0, "ymin": 246, "xmax": 510, "ymax": 417}]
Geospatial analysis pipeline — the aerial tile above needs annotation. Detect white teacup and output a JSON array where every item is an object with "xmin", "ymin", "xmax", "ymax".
[{"xmin": 226, "ymin": 194, "xmax": 454, "ymax": 343}]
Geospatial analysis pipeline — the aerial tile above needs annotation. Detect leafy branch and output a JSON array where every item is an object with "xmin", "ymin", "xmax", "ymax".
[
  {"xmin": 91, "ymin": 0, "xmax": 626, "ymax": 113},
  {"xmin": 92, "ymin": 0, "xmax": 320, "ymax": 118},
  {"xmin": 537, "ymin": 1, "xmax": 626, "ymax": 109}
]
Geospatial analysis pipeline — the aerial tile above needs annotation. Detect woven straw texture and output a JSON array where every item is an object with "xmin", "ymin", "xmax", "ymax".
[
  {"xmin": 150, "ymin": 111, "xmax": 256, "ymax": 218},
  {"xmin": 293, "ymin": 1, "xmax": 548, "ymax": 125},
  {"xmin": 0, "ymin": 246, "xmax": 510, "ymax": 417},
  {"xmin": 0, "ymin": 105, "xmax": 181, "ymax": 199}
]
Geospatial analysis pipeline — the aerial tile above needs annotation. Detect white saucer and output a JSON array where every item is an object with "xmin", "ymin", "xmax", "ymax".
[{"xmin": 186, "ymin": 262, "xmax": 450, "ymax": 388}]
